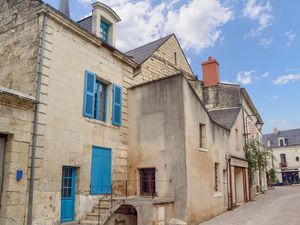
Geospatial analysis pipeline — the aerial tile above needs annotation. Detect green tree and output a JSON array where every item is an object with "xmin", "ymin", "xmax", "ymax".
[{"xmin": 244, "ymin": 140, "xmax": 270, "ymax": 192}]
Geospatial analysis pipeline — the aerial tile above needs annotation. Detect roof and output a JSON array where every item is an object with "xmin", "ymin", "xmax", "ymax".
[
  {"xmin": 208, "ymin": 107, "xmax": 241, "ymax": 130},
  {"xmin": 263, "ymin": 128, "xmax": 300, "ymax": 148},
  {"xmin": 125, "ymin": 34, "xmax": 173, "ymax": 65},
  {"xmin": 77, "ymin": 16, "xmax": 92, "ymax": 33}
]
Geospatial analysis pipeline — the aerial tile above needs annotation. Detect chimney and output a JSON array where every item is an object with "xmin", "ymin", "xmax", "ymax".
[
  {"xmin": 59, "ymin": 0, "xmax": 70, "ymax": 18},
  {"xmin": 202, "ymin": 56, "xmax": 220, "ymax": 87}
]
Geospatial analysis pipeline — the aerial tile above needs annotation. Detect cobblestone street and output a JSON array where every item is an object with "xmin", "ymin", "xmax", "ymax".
[{"xmin": 200, "ymin": 186, "xmax": 300, "ymax": 225}]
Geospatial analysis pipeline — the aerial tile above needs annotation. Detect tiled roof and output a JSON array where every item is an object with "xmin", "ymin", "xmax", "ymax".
[
  {"xmin": 125, "ymin": 35, "xmax": 173, "ymax": 65},
  {"xmin": 77, "ymin": 16, "xmax": 92, "ymax": 33},
  {"xmin": 208, "ymin": 107, "xmax": 241, "ymax": 130},
  {"xmin": 263, "ymin": 128, "xmax": 300, "ymax": 148}
]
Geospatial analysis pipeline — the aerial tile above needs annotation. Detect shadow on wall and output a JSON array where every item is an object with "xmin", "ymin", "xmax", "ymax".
[{"xmin": 105, "ymin": 205, "xmax": 137, "ymax": 225}]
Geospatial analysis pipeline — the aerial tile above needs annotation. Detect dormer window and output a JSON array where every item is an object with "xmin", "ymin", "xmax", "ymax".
[
  {"xmin": 278, "ymin": 137, "xmax": 285, "ymax": 146},
  {"xmin": 100, "ymin": 19, "xmax": 110, "ymax": 43}
]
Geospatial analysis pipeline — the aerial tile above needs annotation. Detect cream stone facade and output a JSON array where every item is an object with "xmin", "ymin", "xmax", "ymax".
[{"xmin": 263, "ymin": 128, "xmax": 300, "ymax": 185}]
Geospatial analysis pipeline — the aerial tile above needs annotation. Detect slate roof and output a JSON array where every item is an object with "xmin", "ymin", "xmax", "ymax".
[
  {"xmin": 263, "ymin": 128, "xmax": 300, "ymax": 148},
  {"xmin": 208, "ymin": 107, "xmax": 241, "ymax": 130},
  {"xmin": 77, "ymin": 16, "xmax": 93, "ymax": 33},
  {"xmin": 125, "ymin": 35, "xmax": 173, "ymax": 65}
]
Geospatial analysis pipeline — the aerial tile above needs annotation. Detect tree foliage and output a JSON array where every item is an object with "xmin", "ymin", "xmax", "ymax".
[{"xmin": 244, "ymin": 140, "xmax": 270, "ymax": 183}]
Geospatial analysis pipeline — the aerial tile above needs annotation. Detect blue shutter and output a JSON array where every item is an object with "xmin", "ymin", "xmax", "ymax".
[
  {"xmin": 83, "ymin": 71, "xmax": 96, "ymax": 118},
  {"xmin": 112, "ymin": 84, "xmax": 122, "ymax": 126}
]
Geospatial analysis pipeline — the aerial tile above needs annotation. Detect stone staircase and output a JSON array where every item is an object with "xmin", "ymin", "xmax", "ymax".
[{"xmin": 81, "ymin": 197, "xmax": 125, "ymax": 225}]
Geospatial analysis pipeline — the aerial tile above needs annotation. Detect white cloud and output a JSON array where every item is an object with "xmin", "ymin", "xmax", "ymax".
[
  {"xmin": 78, "ymin": 0, "xmax": 234, "ymax": 52},
  {"xmin": 259, "ymin": 38, "xmax": 273, "ymax": 48},
  {"xmin": 243, "ymin": 0, "xmax": 273, "ymax": 37},
  {"xmin": 261, "ymin": 71, "xmax": 270, "ymax": 78},
  {"xmin": 273, "ymin": 74, "xmax": 300, "ymax": 85},
  {"xmin": 267, "ymin": 119, "xmax": 290, "ymax": 130},
  {"xmin": 271, "ymin": 95, "xmax": 279, "ymax": 99},
  {"xmin": 284, "ymin": 30, "xmax": 296, "ymax": 48},
  {"xmin": 236, "ymin": 70, "xmax": 255, "ymax": 85},
  {"xmin": 164, "ymin": 0, "xmax": 234, "ymax": 52}
]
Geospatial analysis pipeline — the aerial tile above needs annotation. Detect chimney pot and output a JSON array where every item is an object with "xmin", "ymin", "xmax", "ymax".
[{"xmin": 202, "ymin": 56, "xmax": 220, "ymax": 87}]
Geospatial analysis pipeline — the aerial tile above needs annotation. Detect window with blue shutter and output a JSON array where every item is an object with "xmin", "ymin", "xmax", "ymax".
[
  {"xmin": 83, "ymin": 71, "xmax": 107, "ymax": 121},
  {"xmin": 100, "ymin": 20, "xmax": 109, "ymax": 43},
  {"xmin": 83, "ymin": 71, "xmax": 96, "ymax": 118},
  {"xmin": 112, "ymin": 84, "xmax": 122, "ymax": 126}
]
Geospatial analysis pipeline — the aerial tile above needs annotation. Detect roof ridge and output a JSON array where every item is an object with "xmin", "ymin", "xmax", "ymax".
[{"xmin": 125, "ymin": 34, "xmax": 173, "ymax": 54}]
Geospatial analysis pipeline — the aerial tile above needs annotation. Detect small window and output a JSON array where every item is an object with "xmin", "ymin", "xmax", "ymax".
[
  {"xmin": 278, "ymin": 138, "xmax": 285, "ymax": 146},
  {"xmin": 280, "ymin": 153, "xmax": 286, "ymax": 163},
  {"xmin": 174, "ymin": 52, "xmax": 177, "ymax": 66},
  {"xmin": 214, "ymin": 163, "xmax": 220, "ymax": 192},
  {"xmin": 235, "ymin": 129, "xmax": 239, "ymax": 150},
  {"xmin": 139, "ymin": 168, "xmax": 156, "ymax": 196},
  {"xmin": 100, "ymin": 20, "xmax": 110, "ymax": 43},
  {"xmin": 199, "ymin": 123, "xmax": 207, "ymax": 149},
  {"xmin": 296, "ymin": 156, "xmax": 299, "ymax": 162}
]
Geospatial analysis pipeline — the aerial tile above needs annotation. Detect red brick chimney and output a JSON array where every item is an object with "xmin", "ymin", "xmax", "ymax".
[{"xmin": 202, "ymin": 56, "xmax": 220, "ymax": 87}]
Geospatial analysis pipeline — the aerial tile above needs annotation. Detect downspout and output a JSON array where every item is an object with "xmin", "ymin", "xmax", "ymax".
[
  {"xmin": 27, "ymin": 12, "xmax": 48, "ymax": 225},
  {"xmin": 227, "ymin": 157, "xmax": 233, "ymax": 210}
]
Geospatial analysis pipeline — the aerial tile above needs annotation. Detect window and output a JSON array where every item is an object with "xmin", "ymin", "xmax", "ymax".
[
  {"xmin": 278, "ymin": 138, "xmax": 285, "ymax": 146},
  {"xmin": 100, "ymin": 20, "xmax": 109, "ymax": 43},
  {"xmin": 214, "ymin": 163, "xmax": 220, "ymax": 192},
  {"xmin": 174, "ymin": 52, "xmax": 177, "ymax": 66},
  {"xmin": 267, "ymin": 140, "xmax": 271, "ymax": 148},
  {"xmin": 112, "ymin": 84, "xmax": 122, "ymax": 126},
  {"xmin": 83, "ymin": 71, "xmax": 112, "ymax": 123},
  {"xmin": 296, "ymin": 156, "xmax": 299, "ymax": 162},
  {"xmin": 199, "ymin": 123, "xmax": 207, "ymax": 149},
  {"xmin": 139, "ymin": 168, "xmax": 156, "ymax": 196},
  {"xmin": 235, "ymin": 129, "xmax": 239, "ymax": 150},
  {"xmin": 280, "ymin": 154, "xmax": 286, "ymax": 163},
  {"xmin": 94, "ymin": 80, "xmax": 107, "ymax": 121}
]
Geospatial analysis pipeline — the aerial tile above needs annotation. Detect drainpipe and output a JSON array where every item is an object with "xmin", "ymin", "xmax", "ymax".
[{"xmin": 27, "ymin": 13, "xmax": 48, "ymax": 225}]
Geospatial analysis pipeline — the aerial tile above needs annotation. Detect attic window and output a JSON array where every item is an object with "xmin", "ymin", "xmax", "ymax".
[
  {"xmin": 100, "ymin": 19, "xmax": 110, "ymax": 43},
  {"xmin": 278, "ymin": 137, "xmax": 285, "ymax": 146},
  {"xmin": 174, "ymin": 52, "xmax": 177, "ymax": 66}
]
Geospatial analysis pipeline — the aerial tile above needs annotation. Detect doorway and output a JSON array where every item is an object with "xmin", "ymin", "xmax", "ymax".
[{"xmin": 60, "ymin": 166, "xmax": 76, "ymax": 223}]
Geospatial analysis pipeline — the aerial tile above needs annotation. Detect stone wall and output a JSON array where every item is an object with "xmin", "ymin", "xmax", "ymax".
[
  {"xmin": 0, "ymin": 1, "xmax": 42, "ymax": 224},
  {"xmin": 0, "ymin": 94, "xmax": 35, "ymax": 225},
  {"xmin": 0, "ymin": 0, "xmax": 41, "ymax": 96},
  {"xmin": 135, "ymin": 35, "xmax": 193, "ymax": 84},
  {"xmin": 30, "ymin": 8, "xmax": 135, "ymax": 224}
]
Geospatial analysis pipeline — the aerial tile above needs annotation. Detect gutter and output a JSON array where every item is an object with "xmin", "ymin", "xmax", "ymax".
[{"xmin": 27, "ymin": 12, "xmax": 48, "ymax": 225}]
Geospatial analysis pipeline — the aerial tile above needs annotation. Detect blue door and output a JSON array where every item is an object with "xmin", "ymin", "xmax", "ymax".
[
  {"xmin": 91, "ymin": 146, "xmax": 112, "ymax": 194},
  {"xmin": 61, "ymin": 167, "xmax": 76, "ymax": 223}
]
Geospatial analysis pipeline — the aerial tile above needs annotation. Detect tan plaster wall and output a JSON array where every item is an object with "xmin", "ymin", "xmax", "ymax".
[
  {"xmin": 128, "ymin": 75, "xmax": 187, "ymax": 222},
  {"xmin": 182, "ymin": 79, "xmax": 230, "ymax": 224}
]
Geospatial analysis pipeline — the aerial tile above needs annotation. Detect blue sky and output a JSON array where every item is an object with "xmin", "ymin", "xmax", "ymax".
[{"xmin": 44, "ymin": 0, "xmax": 300, "ymax": 134}]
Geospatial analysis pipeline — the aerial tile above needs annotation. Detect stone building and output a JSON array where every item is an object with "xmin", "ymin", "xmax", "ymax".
[
  {"xmin": 0, "ymin": 0, "xmax": 263, "ymax": 225},
  {"xmin": 263, "ymin": 128, "xmax": 300, "ymax": 184}
]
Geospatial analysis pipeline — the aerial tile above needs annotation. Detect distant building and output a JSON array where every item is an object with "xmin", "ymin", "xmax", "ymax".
[{"xmin": 263, "ymin": 128, "xmax": 300, "ymax": 184}]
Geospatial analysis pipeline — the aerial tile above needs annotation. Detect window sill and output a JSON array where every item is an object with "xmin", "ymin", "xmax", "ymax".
[
  {"xmin": 214, "ymin": 191, "xmax": 222, "ymax": 198},
  {"xmin": 198, "ymin": 147, "xmax": 208, "ymax": 152},
  {"xmin": 84, "ymin": 117, "xmax": 118, "ymax": 129}
]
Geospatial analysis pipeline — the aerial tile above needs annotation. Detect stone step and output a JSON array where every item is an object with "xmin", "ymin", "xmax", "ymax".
[
  {"xmin": 80, "ymin": 220, "xmax": 104, "ymax": 225},
  {"xmin": 86, "ymin": 212, "xmax": 110, "ymax": 221}
]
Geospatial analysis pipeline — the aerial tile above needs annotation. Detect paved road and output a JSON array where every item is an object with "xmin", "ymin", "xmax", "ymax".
[{"xmin": 200, "ymin": 186, "xmax": 300, "ymax": 225}]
